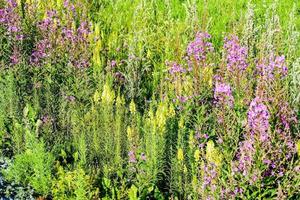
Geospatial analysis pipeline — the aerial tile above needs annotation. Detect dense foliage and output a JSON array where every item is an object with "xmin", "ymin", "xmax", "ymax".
[{"xmin": 0, "ymin": 0, "xmax": 300, "ymax": 199}]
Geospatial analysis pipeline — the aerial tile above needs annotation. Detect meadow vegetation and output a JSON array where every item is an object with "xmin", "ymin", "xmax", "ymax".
[{"xmin": 0, "ymin": 0, "xmax": 300, "ymax": 199}]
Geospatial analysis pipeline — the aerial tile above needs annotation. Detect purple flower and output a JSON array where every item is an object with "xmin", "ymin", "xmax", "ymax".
[
  {"xmin": 63, "ymin": 0, "xmax": 75, "ymax": 11},
  {"xmin": 250, "ymin": 174, "xmax": 258, "ymax": 185},
  {"xmin": 187, "ymin": 32, "xmax": 213, "ymax": 67},
  {"xmin": 234, "ymin": 187, "xmax": 243, "ymax": 195},
  {"xmin": 41, "ymin": 115, "xmax": 53, "ymax": 124},
  {"xmin": 62, "ymin": 28, "xmax": 75, "ymax": 41},
  {"xmin": 167, "ymin": 61, "xmax": 186, "ymax": 74},
  {"xmin": 224, "ymin": 35, "xmax": 248, "ymax": 73},
  {"xmin": 111, "ymin": 60, "xmax": 117, "ymax": 67},
  {"xmin": 277, "ymin": 101, "xmax": 297, "ymax": 132},
  {"xmin": 46, "ymin": 10, "xmax": 57, "ymax": 18},
  {"xmin": 1, "ymin": 0, "xmax": 21, "ymax": 36},
  {"xmin": 235, "ymin": 138, "xmax": 255, "ymax": 176},
  {"xmin": 7, "ymin": 0, "xmax": 17, "ymax": 8},
  {"xmin": 73, "ymin": 58, "xmax": 89, "ymax": 68},
  {"xmin": 10, "ymin": 46, "xmax": 20, "ymax": 65},
  {"xmin": 195, "ymin": 132, "xmax": 201, "ymax": 139},
  {"xmin": 257, "ymin": 54, "xmax": 288, "ymax": 79},
  {"xmin": 202, "ymin": 163, "xmax": 218, "ymax": 190},
  {"xmin": 128, "ymin": 151, "xmax": 137, "ymax": 163},
  {"xmin": 8, "ymin": 25, "xmax": 19, "ymax": 32},
  {"xmin": 247, "ymin": 97, "xmax": 270, "ymax": 142},
  {"xmin": 214, "ymin": 82, "xmax": 234, "ymax": 108},
  {"xmin": 217, "ymin": 137, "xmax": 223, "ymax": 144},
  {"xmin": 0, "ymin": 9, "xmax": 5, "ymax": 23},
  {"xmin": 77, "ymin": 21, "xmax": 90, "ymax": 40},
  {"xmin": 263, "ymin": 159, "xmax": 271, "ymax": 165},
  {"xmin": 37, "ymin": 10, "xmax": 59, "ymax": 33},
  {"xmin": 63, "ymin": 0, "xmax": 69, "ymax": 8},
  {"xmin": 16, "ymin": 34, "xmax": 24, "ymax": 40},
  {"xmin": 176, "ymin": 95, "xmax": 188, "ymax": 103},
  {"xmin": 30, "ymin": 39, "xmax": 51, "ymax": 65},
  {"xmin": 140, "ymin": 153, "xmax": 146, "ymax": 161}
]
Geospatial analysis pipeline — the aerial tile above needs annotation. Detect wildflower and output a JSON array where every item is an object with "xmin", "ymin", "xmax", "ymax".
[
  {"xmin": 73, "ymin": 58, "xmax": 89, "ymax": 68},
  {"xmin": 140, "ymin": 153, "xmax": 146, "ymax": 161},
  {"xmin": 234, "ymin": 187, "xmax": 243, "ymax": 195},
  {"xmin": 16, "ymin": 34, "xmax": 24, "ymax": 40},
  {"xmin": 7, "ymin": 0, "xmax": 17, "ymax": 8},
  {"xmin": 224, "ymin": 35, "xmax": 248, "ymax": 73},
  {"xmin": 0, "ymin": 9, "xmax": 5, "ymax": 23},
  {"xmin": 202, "ymin": 162, "xmax": 218, "ymax": 190},
  {"xmin": 37, "ymin": 10, "xmax": 58, "ymax": 32},
  {"xmin": 41, "ymin": 115, "xmax": 51, "ymax": 124},
  {"xmin": 167, "ymin": 61, "xmax": 186, "ymax": 74},
  {"xmin": 129, "ymin": 100, "xmax": 136, "ymax": 114},
  {"xmin": 214, "ymin": 82, "xmax": 234, "ymax": 108},
  {"xmin": 203, "ymin": 134, "xmax": 209, "ymax": 139},
  {"xmin": 257, "ymin": 54, "xmax": 288, "ymax": 79},
  {"xmin": 235, "ymin": 138, "xmax": 255, "ymax": 176},
  {"xmin": 187, "ymin": 32, "xmax": 213, "ymax": 67},
  {"xmin": 62, "ymin": 28, "xmax": 75, "ymax": 41},
  {"xmin": 168, "ymin": 104, "xmax": 176, "ymax": 117},
  {"xmin": 297, "ymin": 140, "xmax": 300, "ymax": 156},
  {"xmin": 8, "ymin": 25, "xmax": 19, "ymax": 32},
  {"xmin": 114, "ymin": 71, "xmax": 126, "ymax": 82},
  {"xmin": 30, "ymin": 39, "xmax": 51, "ymax": 65},
  {"xmin": 10, "ymin": 46, "xmax": 20, "ymax": 65},
  {"xmin": 128, "ymin": 151, "xmax": 136, "ymax": 163},
  {"xmin": 277, "ymin": 101, "xmax": 297, "ymax": 131},
  {"xmin": 217, "ymin": 137, "xmax": 223, "ymax": 144},
  {"xmin": 278, "ymin": 171, "xmax": 284, "ymax": 177},
  {"xmin": 195, "ymin": 132, "xmax": 201, "ymax": 140},
  {"xmin": 77, "ymin": 21, "xmax": 90, "ymax": 39},
  {"xmin": 176, "ymin": 95, "xmax": 188, "ymax": 103},
  {"xmin": 194, "ymin": 149, "xmax": 200, "ymax": 162},
  {"xmin": 63, "ymin": 0, "xmax": 75, "ymax": 11},
  {"xmin": 111, "ymin": 60, "xmax": 117, "ymax": 67},
  {"xmin": 206, "ymin": 140, "xmax": 222, "ymax": 169},
  {"xmin": 0, "ymin": 0, "xmax": 21, "ymax": 36},
  {"xmin": 249, "ymin": 174, "xmax": 258, "ymax": 185},
  {"xmin": 101, "ymin": 83, "xmax": 115, "ymax": 105},
  {"xmin": 263, "ymin": 159, "xmax": 271, "ymax": 165},
  {"xmin": 177, "ymin": 148, "xmax": 184, "ymax": 161},
  {"xmin": 247, "ymin": 97, "xmax": 270, "ymax": 142}
]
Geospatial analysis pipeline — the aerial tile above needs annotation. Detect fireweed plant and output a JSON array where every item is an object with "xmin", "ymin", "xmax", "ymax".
[{"xmin": 0, "ymin": 0, "xmax": 300, "ymax": 199}]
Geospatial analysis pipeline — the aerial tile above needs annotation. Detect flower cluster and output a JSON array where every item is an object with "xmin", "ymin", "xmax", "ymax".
[
  {"xmin": 257, "ymin": 54, "xmax": 288, "ymax": 79},
  {"xmin": 63, "ymin": 0, "xmax": 76, "ymax": 11},
  {"xmin": 26, "ymin": 1, "xmax": 91, "ymax": 68},
  {"xmin": 233, "ymin": 138, "xmax": 255, "ymax": 176},
  {"xmin": 167, "ymin": 61, "xmax": 186, "ymax": 75},
  {"xmin": 128, "ymin": 150, "xmax": 137, "ymax": 163},
  {"xmin": 0, "ymin": 0, "xmax": 22, "ymax": 36},
  {"xmin": 214, "ymin": 82, "xmax": 234, "ymax": 108},
  {"xmin": 186, "ymin": 32, "xmax": 213, "ymax": 67},
  {"xmin": 1, "ymin": 0, "xmax": 24, "ymax": 65},
  {"xmin": 202, "ymin": 163, "xmax": 218, "ymax": 190},
  {"xmin": 10, "ymin": 46, "xmax": 21, "ymax": 65},
  {"xmin": 277, "ymin": 101, "xmax": 297, "ymax": 131},
  {"xmin": 247, "ymin": 97, "xmax": 270, "ymax": 142},
  {"xmin": 30, "ymin": 39, "xmax": 51, "ymax": 65},
  {"xmin": 224, "ymin": 35, "xmax": 248, "ymax": 73}
]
